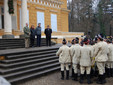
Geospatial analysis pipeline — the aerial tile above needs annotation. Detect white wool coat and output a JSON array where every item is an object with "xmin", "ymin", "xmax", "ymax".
[
  {"xmin": 70, "ymin": 44, "xmax": 81, "ymax": 64},
  {"xmin": 56, "ymin": 45, "xmax": 71, "ymax": 64},
  {"xmin": 70, "ymin": 45, "xmax": 75, "ymax": 61},
  {"xmin": 94, "ymin": 41, "xmax": 109, "ymax": 62},
  {"xmin": 79, "ymin": 45, "xmax": 93, "ymax": 66},
  {"xmin": 108, "ymin": 43, "xmax": 113, "ymax": 62},
  {"xmin": 88, "ymin": 45, "xmax": 94, "ymax": 57}
]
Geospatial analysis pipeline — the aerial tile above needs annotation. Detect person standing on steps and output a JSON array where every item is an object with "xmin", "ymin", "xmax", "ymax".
[
  {"xmin": 44, "ymin": 25, "xmax": 52, "ymax": 46},
  {"xmin": 56, "ymin": 39, "xmax": 71, "ymax": 80},
  {"xmin": 23, "ymin": 23, "xmax": 30, "ymax": 48},
  {"xmin": 35, "ymin": 23, "xmax": 41, "ymax": 47},
  {"xmin": 30, "ymin": 25, "xmax": 35, "ymax": 47}
]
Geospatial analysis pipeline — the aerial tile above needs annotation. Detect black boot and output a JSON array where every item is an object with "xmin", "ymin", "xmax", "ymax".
[
  {"xmin": 94, "ymin": 69, "xmax": 99, "ymax": 77},
  {"xmin": 71, "ymin": 68, "xmax": 74, "ymax": 78},
  {"xmin": 66, "ymin": 70, "xmax": 69, "ymax": 80},
  {"xmin": 96, "ymin": 75, "xmax": 102, "ymax": 84},
  {"xmin": 90, "ymin": 68, "xmax": 94, "ymax": 78},
  {"xmin": 61, "ymin": 71, "xmax": 64, "ymax": 80},
  {"xmin": 96, "ymin": 74, "xmax": 105, "ymax": 84},
  {"xmin": 105, "ymin": 67, "xmax": 107, "ymax": 77},
  {"xmin": 79, "ymin": 74, "xmax": 84, "ymax": 84},
  {"xmin": 102, "ymin": 74, "xmax": 106, "ymax": 84},
  {"xmin": 105, "ymin": 68, "xmax": 110, "ymax": 78},
  {"xmin": 110, "ymin": 68, "xmax": 112, "ymax": 77},
  {"xmin": 107, "ymin": 68, "xmax": 110, "ymax": 78},
  {"xmin": 73, "ymin": 73, "xmax": 78, "ymax": 81},
  {"xmin": 87, "ymin": 74, "xmax": 93, "ymax": 84},
  {"xmin": 111, "ymin": 68, "xmax": 113, "ymax": 77}
]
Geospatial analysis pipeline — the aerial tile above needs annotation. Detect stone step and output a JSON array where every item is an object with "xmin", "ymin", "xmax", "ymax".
[
  {"xmin": 0, "ymin": 43, "xmax": 25, "ymax": 47},
  {"xmin": 6, "ymin": 49, "xmax": 57, "ymax": 59},
  {"xmin": 0, "ymin": 46, "xmax": 59, "ymax": 56},
  {"xmin": 0, "ymin": 53, "xmax": 56, "ymax": 63},
  {"xmin": 0, "ymin": 43, "xmax": 53, "ymax": 48},
  {"xmin": 0, "ymin": 38, "xmax": 46, "ymax": 41},
  {"xmin": 2, "ymin": 62, "xmax": 59, "ymax": 79},
  {"xmin": 0, "ymin": 56, "xmax": 58, "ymax": 68},
  {"xmin": 0, "ymin": 42, "xmax": 47, "ymax": 45},
  {"xmin": 0, "ymin": 46, "xmax": 25, "ymax": 50},
  {"xmin": 9, "ymin": 66, "xmax": 60, "ymax": 83},
  {"xmin": 0, "ymin": 40, "xmax": 24, "ymax": 43},
  {"xmin": 0, "ymin": 45, "xmax": 60, "ymax": 84},
  {"xmin": 0, "ymin": 59, "xmax": 58, "ymax": 74},
  {"xmin": 0, "ymin": 43, "xmax": 55, "ymax": 50},
  {"xmin": 0, "ymin": 40, "xmax": 46, "ymax": 43},
  {"xmin": 0, "ymin": 41, "xmax": 24, "ymax": 44},
  {"xmin": 0, "ymin": 38, "xmax": 55, "ymax": 50},
  {"xmin": 0, "ymin": 41, "xmax": 53, "ymax": 45}
]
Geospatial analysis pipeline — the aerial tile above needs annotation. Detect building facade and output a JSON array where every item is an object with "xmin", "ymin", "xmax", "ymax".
[
  {"xmin": 0, "ymin": 0, "xmax": 84, "ymax": 43},
  {"xmin": 0, "ymin": 0, "xmax": 70, "ymax": 36}
]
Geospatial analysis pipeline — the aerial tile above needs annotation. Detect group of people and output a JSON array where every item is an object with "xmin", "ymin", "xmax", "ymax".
[
  {"xmin": 56, "ymin": 35, "xmax": 113, "ymax": 84},
  {"xmin": 23, "ymin": 23, "xmax": 52, "ymax": 48}
]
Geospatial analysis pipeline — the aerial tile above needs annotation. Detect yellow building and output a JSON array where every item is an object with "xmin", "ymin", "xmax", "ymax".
[{"xmin": 0, "ymin": 0, "xmax": 84, "ymax": 43}]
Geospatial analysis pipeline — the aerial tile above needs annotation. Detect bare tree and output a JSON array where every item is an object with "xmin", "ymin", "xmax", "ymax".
[{"xmin": 68, "ymin": 0, "xmax": 113, "ymax": 37}]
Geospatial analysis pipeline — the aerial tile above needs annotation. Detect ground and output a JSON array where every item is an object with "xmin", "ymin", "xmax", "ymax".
[{"xmin": 17, "ymin": 71, "xmax": 113, "ymax": 85}]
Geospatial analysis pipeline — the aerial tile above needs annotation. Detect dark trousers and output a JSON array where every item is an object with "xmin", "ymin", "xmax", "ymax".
[
  {"xmin": 37, "ymin": 35, "xmax": 41, "ymax": 47},
  {"xmin": 46, "ymin": 36, "xmax": 51, "ymax": 46},
  {"xmin": 30, "ymin": 38, "xmax": 35, "ymax": 47}
]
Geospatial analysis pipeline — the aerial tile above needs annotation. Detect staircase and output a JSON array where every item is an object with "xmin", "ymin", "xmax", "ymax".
[
  {"xmin": 0, "ymin": 38, "xmax": 56, "ymax": 50},
  {"xmin": 0, "ymin": 46, "xmax": 60, "ymax": 84}
]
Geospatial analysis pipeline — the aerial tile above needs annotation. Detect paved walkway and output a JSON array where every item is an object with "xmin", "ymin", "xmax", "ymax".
[{"xmin": 17, "ymin": 71, "xmax": 113, "ymax": 85}]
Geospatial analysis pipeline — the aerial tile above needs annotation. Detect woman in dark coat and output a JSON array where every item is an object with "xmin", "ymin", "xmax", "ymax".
[{"xmin": 30, "ymin": 25, "xmax": 35, "ymax": 47}]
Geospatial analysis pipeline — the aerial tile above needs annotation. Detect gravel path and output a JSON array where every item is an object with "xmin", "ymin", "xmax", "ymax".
[{"xmin": 17, "ymin": 71, "xmax": 113, "ymax": 85}]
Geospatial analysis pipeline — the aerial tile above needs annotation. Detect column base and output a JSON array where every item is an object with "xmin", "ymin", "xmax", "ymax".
[
  {"xmin": 2, "ymin": 35, "xmax": 14, "ymax": 39},
  {"xmin": 19, "ymin": 34, "xmax": 25, "ymax": 39}
]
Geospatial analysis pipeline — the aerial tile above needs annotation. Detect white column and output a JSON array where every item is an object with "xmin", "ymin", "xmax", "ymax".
[
  {"xmin": 21, "ymin": 0, "xmax": 28, "ymax": 30},
  {"xmin": 4, "ymin": 0, "xmax": 12, "ymax": 34},
  {"xmin": 12, "ymin": 0, "xmax": 17, "ymax": 30}
]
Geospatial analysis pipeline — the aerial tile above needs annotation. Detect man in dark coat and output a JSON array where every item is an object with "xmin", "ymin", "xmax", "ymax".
[
  {"xmin": 35, "ymin": 23, "xmax": 41, "ymax": 47},
  {"xmin": 44, "ymin": 25, "xmax": 52, "ymax": 46}
]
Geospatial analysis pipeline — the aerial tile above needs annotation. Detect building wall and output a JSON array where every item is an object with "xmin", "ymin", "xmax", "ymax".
[{"xmin": 0, "ymin": 0, "xmax": 70, "ymax": 36}]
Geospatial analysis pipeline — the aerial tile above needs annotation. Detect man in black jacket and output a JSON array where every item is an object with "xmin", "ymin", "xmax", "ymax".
[{"xmin": 44, "ymin": 25, "xmax": 52, "ymax": 46}]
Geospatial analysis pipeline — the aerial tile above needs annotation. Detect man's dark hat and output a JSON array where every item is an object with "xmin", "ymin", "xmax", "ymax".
[
  {"xmin": 106, "ymin": 39, "xmax": 112, "ymax": 43},
  {"xmin": 83, "ymin": 38, "xmax": 88, "ymax": 42},
  {"xmin": 71, "ymin": 39, "xmax": 75, "ymax": 44},
  {"xmin": 62, "ymin": 38, "xmax": 67, "ymax": 43},
  {"xmin": 75, "ymin": 37, "xmax": 79, "ymax": 41}
]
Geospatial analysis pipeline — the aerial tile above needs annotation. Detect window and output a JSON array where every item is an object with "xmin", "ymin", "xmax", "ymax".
[
  {"xmin": 12, "ymin": 16, "xmax": 17, "ymax": 29},
  {"xmin": 37, "ymin": 12, "xmax": 45, "ymax": 31},
  {"xmin": 51, "ymin": 14, "xmax": 57, "ymax": 32}
]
